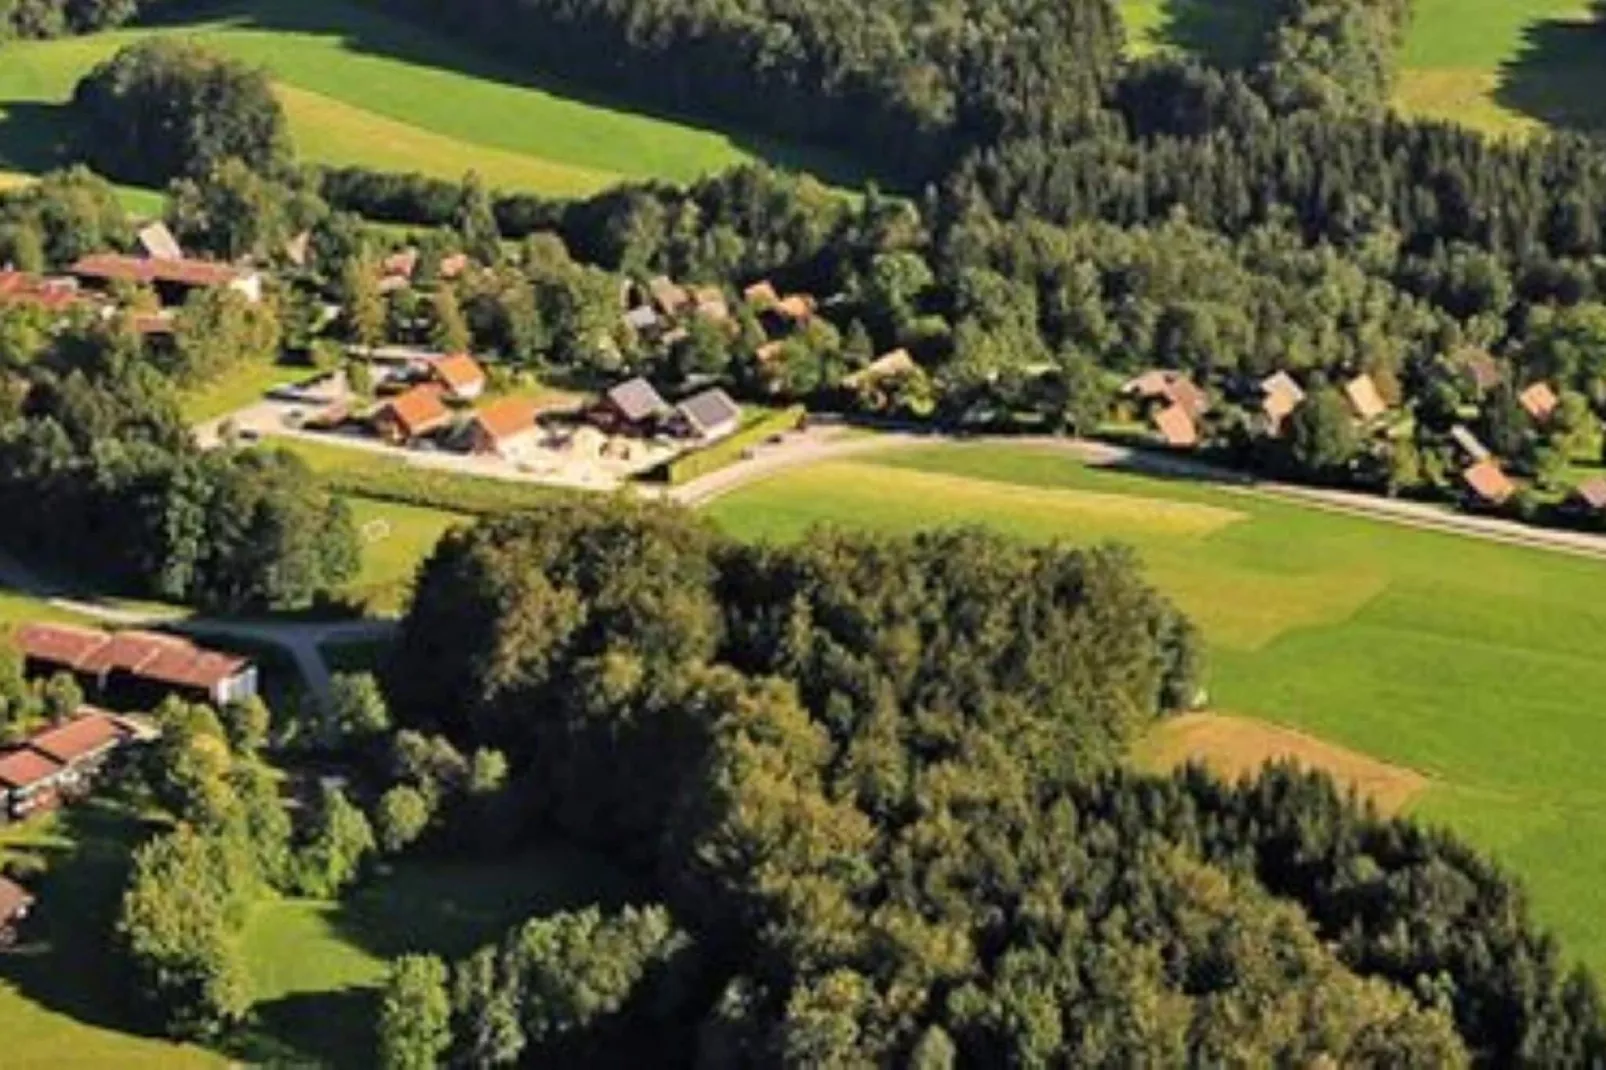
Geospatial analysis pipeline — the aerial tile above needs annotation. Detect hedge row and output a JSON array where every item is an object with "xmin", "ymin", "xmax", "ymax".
[
  {"xmin": 321, "ymin": 462, "xmax": 562, "ymax": 516},
  {"xmin": 651, "ymin": 406, "xmax": 806, "ymax": 486}
]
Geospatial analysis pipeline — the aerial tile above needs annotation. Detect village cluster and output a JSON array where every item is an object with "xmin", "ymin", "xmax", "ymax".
[{"xmin": 1122, "ymin": 357, "xmax": 1606, "ymax": 513}]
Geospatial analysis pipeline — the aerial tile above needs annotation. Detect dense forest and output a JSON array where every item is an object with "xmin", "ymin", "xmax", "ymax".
[{"xmin": 361, "ymin": 498, "xmax": 1606, "ymax": 1065}]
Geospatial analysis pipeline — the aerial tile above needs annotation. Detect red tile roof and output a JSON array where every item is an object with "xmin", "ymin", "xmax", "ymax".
[
  {"xmin": 27, "ymin": 712, "xmax": 126, "ymax": 766},
  {"xmin": 431, "ymin": 353, "xmax": 486, "ymax": 393},
  {"xmin": 0, "ymin": 271, "xmax": 88, "ymax": 312},
  {"xmin": 0, "ymin": 748, "xmax": 62, "ymax": 791},
  {"xmin": 471, "ymin": 396, "xmax": 541, "ymax": 444},
  {"xmin": 69, "ymin": 254, "xmax": 249, "ymax": 289},
  {"xmin": 1152, "ymin": 403, "xmax": 1198, "ymax": 448},
  {"xmin": 379, "ymin": 385, "xmax": 451, "ymax": 438},
  {"xmin": 1518, "ymin": 381, "xmax": 1559, "ymax": 421},
  {"xmin": 1463, "ymin": 459, "xmax": 1515, "ymax": 504},
  {"xmin": 15, "ymin": 623, "xmax": 250, "ymax": 692}
]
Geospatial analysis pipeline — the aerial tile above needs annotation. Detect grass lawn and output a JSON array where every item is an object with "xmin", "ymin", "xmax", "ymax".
[
  {"xmin": 239, "ymin": 845, "xmax": 634, "ymax": 1068},
  {"xmin": 706, "ymin": 440, "xmax": 1606, "ymax": 975},
  {"xmin": 178, "ymin": 355, "xmax": 304, "ymax": 424},
  {"xmin": 1120, "ymin": 0, "xmax": 1276, "ymax": 67},
  {"xmin": 0, "ymin": 0, "xmax": 868, "ymax": 201},
  {"xmin": 0, "ymin": 803, "xmax": 221, "ymax": 1069},
  {"xmin": 341, "ymin": 497, "xmax": 465, "ymax": 614}
]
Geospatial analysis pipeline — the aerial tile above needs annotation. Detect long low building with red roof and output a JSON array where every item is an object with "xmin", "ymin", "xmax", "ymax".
[
  {"xmin": 0, "ymin": 708, "xmax": 134, "ymax": 823},
  {"xmin": 68, "ymin": 253, "xmax": 263, "ymax": 305},
  {"xmin": 15, "ymin": 623, "xmax": 258, "ymax": 707}
]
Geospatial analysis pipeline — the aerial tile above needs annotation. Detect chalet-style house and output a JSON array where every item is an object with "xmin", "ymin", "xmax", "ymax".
[
  {"xmin": 1343, "ymin": 374, "xmax": 1388, "ymax": 422},
  {"xmin": 69, "ymin": 253, "xmax": 263, "ymax": 306},
  {"xmin": 1462, "ymin": 459, "xmax": 1515, "ymax": 506},
  {"xmin": 0, "ymin": 708, "xmax": 135, "ymax": 823},
  {"xmin": 429, "ymin": 353, "xmax": 487, "ymax": 401},
  {"xmin": 466, "ymin": 396, "xmax": 542, "ymax": 457},
  {"xmin": 1518, "ymin": 382, "xmax": 1559, "ymax": 422},
  {"xmin": 374, "ymin": 385, "xmax": 452, "ymax": 444},
  {"xmin": 0, "ymin": 875, "xmax": 32, "ymax": 944},
  {"xmin": 16, "ymin": 623, "xmax": 258, "ymax": 708},
  {"xmin": 1152, "ymin": 403, "xmax": 1199, "ymax": 448},
  {"xmin": 1259, "ymin": 371, "xmax": 1305, "ymax": 431},
  {"xmin": 1123, "ymin": 369, "xmax": 1210, "ymax": 421},
  {"xmin": 672, "ymin": 388, "xmax": 742, "ymax": 442},
  {"xmin": 845, "ymin": 348, "xmax": 917, "ymax": 390},
  {"xmin": 593, "ymin": 377, "xmax": 669, "ymax": 434}
]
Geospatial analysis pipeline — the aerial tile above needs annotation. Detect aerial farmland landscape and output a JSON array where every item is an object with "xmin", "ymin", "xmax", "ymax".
[{"xmin": 3, "ymin": 0, "xmax": 1606, "ymax": 1065}]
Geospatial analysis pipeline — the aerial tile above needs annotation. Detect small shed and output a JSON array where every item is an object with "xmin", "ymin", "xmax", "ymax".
[
  {"xmin": 1449, "ymin": 424, "xmax": 1491, "ymax": 463},
  {"xmin": 1260, "ymin": 371, "xmax": 1306, "ymax": 430},
  {"xmin": 1343, "ymin": 374, "xmax": 1388, "ymax": 421},
  {"xmin": 1463, "ymin": 459, "xmax": 1515, "ymax": 506},
  {"xmin": 1518, "ymin": 382, "xmax": 1559, "ymax": 422}
]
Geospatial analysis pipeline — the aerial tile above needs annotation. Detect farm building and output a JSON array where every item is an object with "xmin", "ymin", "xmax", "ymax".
[
  {"xmin": 1152, "ymin": 403, "xmax": 1199, "ymax": 448},
  {"xmin": 429, "ymin": 353, "xmax": 487, "ymax": 400},
  {"xmin": 1343, "ymin": 374, "xmax": 1388, "ymax": 421},
  {"xmin": 374, "ymin": 385, "xmax": 452, "ymax": 444},
  {"xmin": 15, "ymin": 623, "xmax": 258, "ymax": 708},
  {"xmin": 1259, "ymin": 371, "xmax": 1305, "ymax": 430},
  {"xmin": 466, "ymin": 397, "xmax": 543, "ymax": 457},
  {"xmin": 1518, "ymin": 382, "xmax": 1559, "ymax": 422},
  {"xmin": 0, "ymin": 709, "xmax": 135, "ymax": 823},
  {"xmin": 69, "ymin": 253, "xmax": 263, "ymax": 306},
  {"xmin": 593, "ymin": 377, "xmax": 669, "ymax": 434},
  {"xmin": 672, "ymin": 388, "xmax": 743, "ymax": 442},
  {"xmin": 0, "ymin": 875, "xmax": 32, "ymax": 944},
  {"xmin": 1462, "ymin": 459, "xmax": 1515, "ymax": 506}
]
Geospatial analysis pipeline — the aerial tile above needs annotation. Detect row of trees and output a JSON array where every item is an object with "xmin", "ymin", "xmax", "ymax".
[
  {"xmin": 0, "ymin": 0, "xmax": 148, "ymax": 41},
  {"xmin": 378, "ymin": 497, "xmax": 1605, "ymax": 1064},
  {"xmin": 1255, "ymin": 0, "xmax": 1414, "ymax": 112}
]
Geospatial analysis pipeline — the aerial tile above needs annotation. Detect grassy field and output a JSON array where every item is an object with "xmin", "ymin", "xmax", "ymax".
[
  {"xmin": 240, "ymin": 845, "xmax": 633, "ymax": 1067},
  {"xmin": 0, "ymin": 0, "xmax": 864, "ymax": 200},
  {"xmin": 342, "ymin": 496, "xmax": 464, "ymax": 614},
  {"xmin": 178, "ymin": 355, "xmax": 304, "ymax": 424},
  {"xmin": 1121, "ymin": 0, "xmax": 1606, "ymax": 138},
  {"xmin": 707, "ymin": 440, "xmax": 1606, "ymax": 974}
]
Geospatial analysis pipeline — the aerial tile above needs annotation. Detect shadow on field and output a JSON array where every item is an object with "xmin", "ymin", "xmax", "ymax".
[
  {"xmin": 0, "ymin": 102, "xmax": 76, "ymax": 175},
  {"xmin": 0, "ymin": 803, "xmax": 165, "ymax": 1040},
  {"xmin": 1155, "ymin": 0, "xmax": 1277, "ymax": 69},
  {"xmin": 153, "ymin": 0, "xmax": 885, "ymax": 190},
  {"xmin": 1495, "ymin": 18, "xmax": 1606, "ymax": 136},
  {"xmin": 238, "ymin": 986, "xmax": 376, "ymax": 1070}
]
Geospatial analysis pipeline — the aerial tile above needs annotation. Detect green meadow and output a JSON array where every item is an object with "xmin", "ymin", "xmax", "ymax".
[
  {"xmin": 1120, "ymin": 0, "xmax": 1606, "ymax": 138},
  {"xmin": 708, "ymin": 441, "xmax": 1606, "ymax": 974},
  {"xmin": 0, "ymin": 0, "xmax": 863, "ymax": 200}
]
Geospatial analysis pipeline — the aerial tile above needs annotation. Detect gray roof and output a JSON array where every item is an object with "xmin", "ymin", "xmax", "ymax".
[
  {"xmin": 605, "ymin": 377, "xmax": 669, "ymax": 423},
  {"xmin": 1450, "ymin": 424, "xmax": 1490, "ymax": 461},
  {"xmin": 675, "ymin": 388, "xmax": 741, "ymax": 435},
  {"xmin": 622, "ymin": 306, "xmax": 660, "ymax": 332}
]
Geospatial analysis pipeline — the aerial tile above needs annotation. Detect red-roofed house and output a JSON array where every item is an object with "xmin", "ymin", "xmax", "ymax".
[
  {"xmin": 69, "ymin": 253, "xmax": 262, "ymax": 305},
  {"xmin": 14, "ymin": 623, "xmax": 257, "ymax": 707},
  {"xmin": 0, "ymin": 747, "xmax": 64, "ymax": 821},
  {"xmin": 374, "ymin": 385, "xmax": 452, "ymax": 444},
  {"xmin": 1463, "ymin": 459, "xmax": 1516, "ymax": 506},
  {"xmin": 0, "ymin": 270, "xmax": 89, "ymax": 315},
  {"xmin": 429, "ymin": 353, "xmax": 487, "ymax": 401},
  {"xmin": 1518, "ymin": 382, "xmax": 1559, "ymax": 422},
  {"xmin": 1152, "ymin": 403, "xmax": 1199, "ymax": 448},
  {"xmin": 465, "ymin": 396, "xmax": 542, "ymax": 457}
]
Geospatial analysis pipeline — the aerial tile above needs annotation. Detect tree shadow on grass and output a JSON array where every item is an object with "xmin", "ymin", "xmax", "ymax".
[
  {"xmin": 138, "ymin": 0, "xmax": 889, "ymax": 191},
  {"xmin": 1155, "ymin": 0, "xmax": 1277, "ymax": 70},
  {"xmin": 1495, "ymin": 17, "xmax": 1606, "ymax": 137},
  {"xmin": 0, "ymin": 101, "xmax": 79, "ymax": 176},
  {"xmin": 234, "ymin": 986, "xmax": 377, "ymax": 1070},
  {"xmin": 0, "ymin": 802, "xmax": 168, "ymax": 1039}
]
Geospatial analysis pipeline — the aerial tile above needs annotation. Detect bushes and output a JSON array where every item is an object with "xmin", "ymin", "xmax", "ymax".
[
  {"xmin": 317, "ymin": 458, "xmax": 561, "ymax": 516},
  {"xmin": 649, "ymin": 405, "xmax": 805, "ymax": 485}
]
